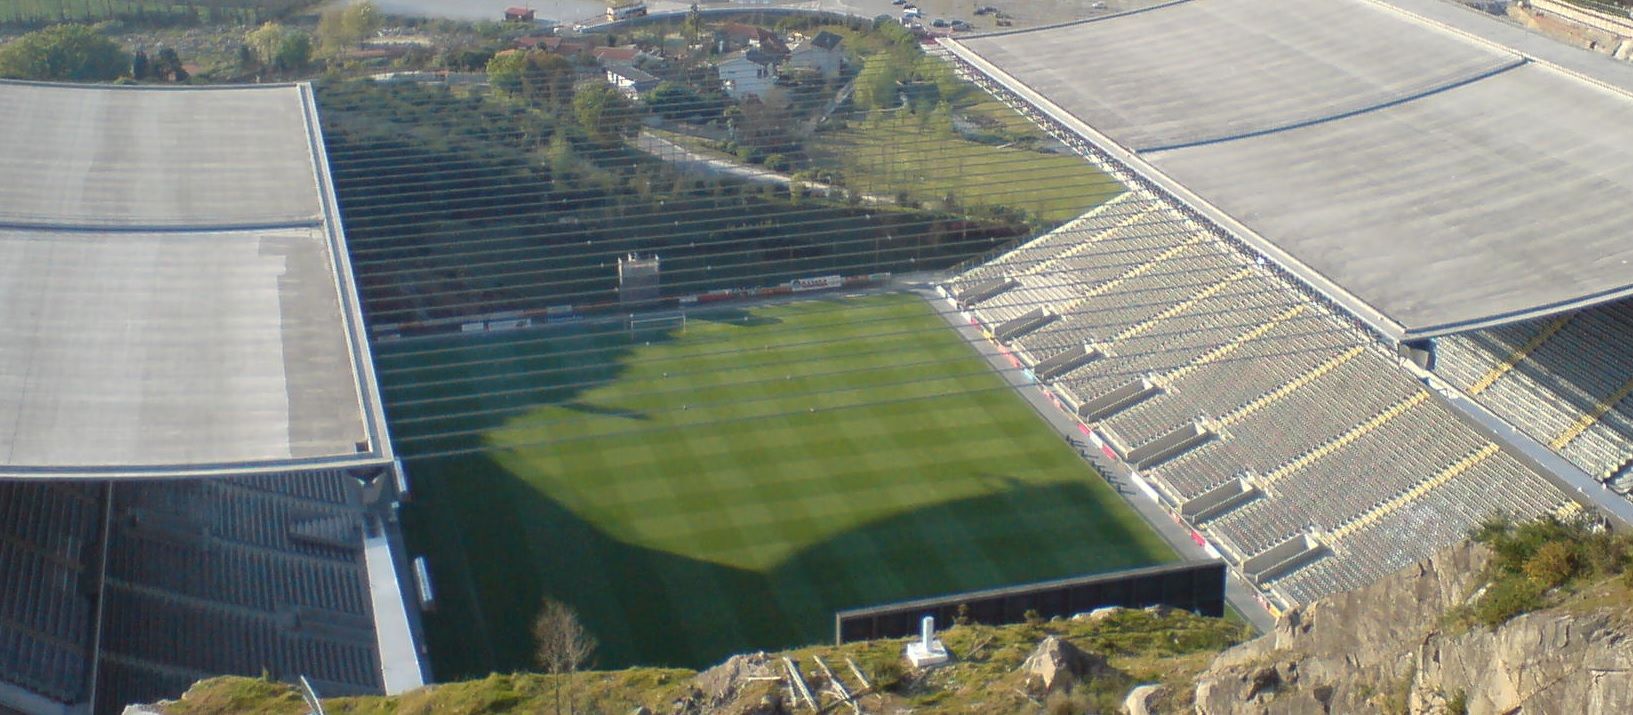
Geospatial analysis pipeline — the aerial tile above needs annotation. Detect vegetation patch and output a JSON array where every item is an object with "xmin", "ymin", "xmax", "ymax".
[
  {"xmin": 153, "ymin": 609, "xmax": 1245, "ymax": 714},
  {"xmin": 1449, "ymin": 513, "xmax": 1633, "ymax": 628}
]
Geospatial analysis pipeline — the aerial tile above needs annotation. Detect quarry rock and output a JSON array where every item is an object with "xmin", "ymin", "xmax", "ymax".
[
  {"xmin": 1022, "ymin": 635, "xmax": 1106, "ymax": 693},
  {"xmin": 695, "ymin": 652, "xmax": 772, "ymax": 707},
  {"xmin": 1194, "ymin": 541, "xmax": 1633, "ymax": 714},
  {"xmin": 1123, "ymin": 683, "xmax": 1161, "ymax": 715}
]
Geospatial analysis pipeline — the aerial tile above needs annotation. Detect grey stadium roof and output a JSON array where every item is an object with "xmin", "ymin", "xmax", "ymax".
[
  {"xmin": 954, "ymin": 0, "xmax": 1633, "ymax": 340},
  {"xmin": 0, "ymin": 81, "xmax": 391, "ymax": 477}
]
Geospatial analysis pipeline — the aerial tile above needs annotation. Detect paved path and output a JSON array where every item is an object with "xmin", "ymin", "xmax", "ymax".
[
  {"xmin": 899, "ymin": 274, "xmax": 1278, "ymax": 633},
  {"xmin": 633, "ymin": 130, "xmax": 893, "ymax": 203}
]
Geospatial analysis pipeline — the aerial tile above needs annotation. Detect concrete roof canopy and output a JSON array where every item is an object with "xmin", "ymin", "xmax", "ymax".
[
  {"xmin": 0, "ymin": 81, "xmax": 389, "ymax": 477},
  {"xmin": 956, "ymin": 0, "xmax": 1633, "ymax": 339}
]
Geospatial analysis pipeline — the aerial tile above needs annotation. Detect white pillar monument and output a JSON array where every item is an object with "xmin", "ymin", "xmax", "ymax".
[{"xmin": 904, "ymin": 615, "xmax": 949, "ymax": 667}]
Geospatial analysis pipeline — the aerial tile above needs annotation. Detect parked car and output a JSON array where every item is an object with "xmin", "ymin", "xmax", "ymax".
[{"xmin": 931, "ymin": 17, "xmax": 948, "ymax": 27}]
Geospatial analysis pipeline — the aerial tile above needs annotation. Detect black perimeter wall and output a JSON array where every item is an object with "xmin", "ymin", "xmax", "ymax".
[{"xmin": 835, "ymin": 561, "xmax": 1226, "ymax": 643}]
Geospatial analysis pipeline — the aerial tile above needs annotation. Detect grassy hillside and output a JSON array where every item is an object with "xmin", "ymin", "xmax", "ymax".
[{"xmin": 151, "ymin": 607, "xmax": 1248, "ymax": 714}]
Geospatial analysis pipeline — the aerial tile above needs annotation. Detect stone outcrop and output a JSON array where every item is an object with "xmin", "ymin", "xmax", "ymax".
[
  {"xmin": 1193, "ymin": 542, "xmax": 1633, "ymax": 714},
  {"xmin": 1021, "ymin": 635, "xmax": 1109, "ymax": 693}
]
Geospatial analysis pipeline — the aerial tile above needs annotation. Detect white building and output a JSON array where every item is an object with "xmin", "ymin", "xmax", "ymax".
[
  {"xmin": 785, "ymin": 30, "xmax": 844, "ymax": 79},
  {"xmin": 717, "ymin": 49, "xmax": 780, "ymax": 100}
]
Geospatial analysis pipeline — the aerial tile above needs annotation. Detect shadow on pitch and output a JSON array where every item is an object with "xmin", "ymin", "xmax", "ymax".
[
  {"xmin": 374, "ymin": 320, "xmax": 686, "ymax": 452},
  {"xmin": 688, "ymin": 306, "xmax": 782, "ymax": 328},
  {"xmin": 406, "ymin": 464, "xmax": 1169, "ymax": 678},
  {"xmin": 560, "ymin": 400, "xmax": 651, "ymax": 421}
]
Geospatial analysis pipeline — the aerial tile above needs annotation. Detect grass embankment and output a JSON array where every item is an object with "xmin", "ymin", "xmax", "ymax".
[
  {"xmin": 377, "ymin": 293, "xmax": 1176, "ymax": 677},
  {"xmin": 156, "ymin": 608, "xmax": 1247, "ymax": 714},
  {"xmin": 808, "ymin": 110, "xmax": 1120, "ymax": 225}
]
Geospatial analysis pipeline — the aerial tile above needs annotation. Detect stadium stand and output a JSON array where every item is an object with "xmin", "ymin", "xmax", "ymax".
[
  {"xmin": 0, "ymin": 79, "xmax": 422, "ymax": 714},
  {"xmin": 927, "ymin": 0, "xmax": 1632, "ymax": 613},
  {"xmin": 94, "ymin": 472, "xmax": 385, "ymax": 712},
  {"xmin": 943, "ymin": 179, "xmax": 1575, "ymax": 611},
  {"xmin": 950, "ymin": 0, "xmax": 1633, "ymax": 340},
  {"xmin": 0, "ymin": 482, "xmax": 100, "ymax": 705},
  {"xmin": 0, "ymin": 453, "xmax": 412, "ymax": 715},
  {"xmin": 1435, "ymin": 303, "xmax": 1633, "ymax": 493}
]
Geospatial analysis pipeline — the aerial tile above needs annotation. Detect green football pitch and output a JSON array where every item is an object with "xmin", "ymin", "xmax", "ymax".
[{"xmin": 375, "ymin": 292, "xmax": 1176, "ymax": 677}]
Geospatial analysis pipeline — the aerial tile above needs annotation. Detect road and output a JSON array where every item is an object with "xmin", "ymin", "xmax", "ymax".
[{"xmin": 359, "ymin": 0, "xmax": 1143, "ymax": 33}]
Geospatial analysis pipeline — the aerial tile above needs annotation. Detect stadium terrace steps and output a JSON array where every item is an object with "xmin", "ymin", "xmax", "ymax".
[
  {"xmin": 0, "ymin": 482, "xmax": 100, "ymax": 703},
  {"xmin": 1018, "ymin": 203, "xmax": 1158, "ymax": 278},
  {"xmin": 1257, "ymin": 393, "xmax": 1430, "ymax": 489},
  {"xmin": 1206, "ymin": 400, "xmax": 1479, "ymax": 557},
  {"xmin": 1550, "ymin": 372, "xmax": 1633, "ymax": 450},
  {"xmin": 1437, "ymin": 302, "xmax": 1633, "ymax": 483},
  {"xmin": 945, "ymin": 187, "xmax": 1578, "ymax": 609},
  {"xmin": 1466, "ymin": 312, "xmax": 1574, "ymax": 395},
  {"xmin": 1217, "ymin": 345, "xmax": 1366, "ymax": 428},
  {"xmin": 947, "ymin": 193, "xmax": 1154, "ymax": 292},
  {"xmin": 1151, "ymin": 349, "xmax": 1416, "ymax": 501},
  {"xmin": 80, "ymin": 472, "xmax": 384, "ymax": 710},
  {"xmin": 1105, "ymin": 311, "xmax": 1351, "ymax": 450},
  {"xmin": 1267, "ymin": 450, "xmax": 1566, "ymax": 605},
  {"xmin": 1329, "ymin": 444, "xmax": 1501, "ymax": 541}
]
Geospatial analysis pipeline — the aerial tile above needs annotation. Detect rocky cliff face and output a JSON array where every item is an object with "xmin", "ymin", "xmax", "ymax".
[{"xmin": 1193, "ymin": 542, "xmax": 1633, "ymax": 714}]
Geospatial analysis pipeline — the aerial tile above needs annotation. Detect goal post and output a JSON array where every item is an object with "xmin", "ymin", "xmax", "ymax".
[{"xmin": 626, "ymin": 311, "xmax": 686, "ymax": 337}]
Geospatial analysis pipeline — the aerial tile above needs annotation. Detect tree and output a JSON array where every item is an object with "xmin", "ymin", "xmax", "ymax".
[
  {"xmin": 130, "ymin": 49, "xmax": 148, "ymax": 80},
  {"xmin": 246, "ymin": 22, "xmax": 310, "ymax": 73},
  {"xmin": 485, "ymin": 50, "xmax": 527, "ymax": 95},
  {"xmin": 0, "ymin": 24, "xmax": 128, "ymax": 81},
  {"xmin": 246, "ymin": 22, "xmax": 286, "ymax": 66},
  {"xmin": 682, "ymin": 3, "xmax": 705, "ymax": 49},
  {"xmin": 644, "ymin": 81, "xmax": 704, "ymax": 120},
  {"xmin": 546, "ymin": 131, "xmax": 578, "ymax": 181},
  {"xmin": 151, "ymin": 47, "xmax": 187, "ymax": 82},
  {"xmin": 573, "ymin": 83, "xmax": 638, "ymax": 142},
  {"xmin": 487, "ymin": 50, "xmax": 574, "ymax": 107},
  {"xmin": 533, "ymin": 598, "xmax": 597, "ymax": 715},
  {"xmin": 853, "ymin": 52, "xmax": 904, "ymax": 111},
  {"xmin": 317, "ymin": 0, "xmax": 381, "ymax": 56},
  {"xmin": 274, "ymin": 31, "xmax": 311, "ymax": 72}
]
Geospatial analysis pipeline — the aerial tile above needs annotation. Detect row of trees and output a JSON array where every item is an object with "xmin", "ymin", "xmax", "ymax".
[
  {"xmin": 0, "ymin": 1, "xmax": 386, "ymax": 83},
  {"xmin": 0, "ymin": 24, "xmax": 127, "ymax": 80},
  {"xmin": 239, "ymin": 1, "xmax": 381, "ymax": 76},
  {"xmin": 0, "ymin": 0, "xmax": 311, "ymax": 31},
  {"xmin": 0, "ymin": 23, "xmax": 185, "ymax": 81},
  {"xmin": 483, "ymin": 50, "xmax": 640, "ymax": 143}
]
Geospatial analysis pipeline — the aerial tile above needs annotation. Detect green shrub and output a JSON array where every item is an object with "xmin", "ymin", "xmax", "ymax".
[
  {"xmin": 1473, "ymin": 577, "xmax": 1543, "ymax": 627},
  {"xmin": 1446, "ymin": 689, "xmax": 1469, "ymax": 715},
  {"xmin": 865, "ymin": 654, "xmax": 905, "ymax": 692},
  {"xmin": 0, "ymin": 24, "xmax": 129, "ymax": 81},
  {"xmin": 1524, "ymin": 540, "xmax": 1578, "ymax": 588}
]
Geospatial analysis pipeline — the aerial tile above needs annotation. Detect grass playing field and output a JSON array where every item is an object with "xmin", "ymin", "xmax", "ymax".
[{"xmin": 376, "ymin": 292, "xmax": 1176, "ymax": 677}]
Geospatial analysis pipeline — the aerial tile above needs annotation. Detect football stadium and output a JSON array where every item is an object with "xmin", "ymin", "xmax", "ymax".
[{"xmin": 10, "ymin": 0, "xmax": 1633, "ymax": 710}]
